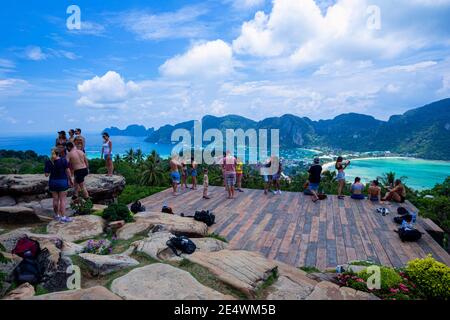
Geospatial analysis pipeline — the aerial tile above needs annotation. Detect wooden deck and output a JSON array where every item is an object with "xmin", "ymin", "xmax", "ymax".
[{"xmin": 140, "ymin": 186, "xmax": 450, "ymax": 270}]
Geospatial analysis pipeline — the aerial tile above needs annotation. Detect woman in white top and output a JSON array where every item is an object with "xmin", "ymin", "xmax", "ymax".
[{"xmin": 101, "ymin": 132, "xmax": 114, "ymax": 176}]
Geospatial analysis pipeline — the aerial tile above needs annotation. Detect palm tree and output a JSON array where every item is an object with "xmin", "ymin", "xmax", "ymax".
[
  {"xmin": 140, "ymin": 150, "xmax": 164, "ymax": 186},
  {"xmin": 123, "ymin": 148, "xmax": 135, "ymax": 164},
  {"xmin": 380, "ymin": 171, "xmax": 407, "ymax": 187},
  {"xmin": 135, "ymin": 148, "xmax": 144, "ymax": 164},
  {"xmin": 113, "ymin": 154, "xmax": 122, "ymax": 164}
]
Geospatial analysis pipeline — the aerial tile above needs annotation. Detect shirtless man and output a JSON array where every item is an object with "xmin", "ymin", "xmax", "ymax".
[
  {"xmin": 66, "ymin": 142, "xmax": 89, "ymax": 199},
  {"xmin": 190, "ymin": 156, "xmax": 198, "ymax": 190},
  {"xmin": 169, "ymin": 154, "xmax": 182, "ymax": 196}
]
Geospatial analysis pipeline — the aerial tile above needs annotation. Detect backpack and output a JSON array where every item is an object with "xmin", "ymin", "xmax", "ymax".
[
  {"xmin": 12, "ymin": 236, "xmax": 41, "ymax": 259},
  {"xmin": 397, "ymin": 207, "xmax": 409, "ymax": 216},
  {"xmin": 318, "ymin": 194, "xmax": 327, "ymax": 200},
  {"xmin": 398, "ymin": 228, "xmax": 422, "ymax": 242},
  {"xmin": 162, "ymin": 205, "xmax": 173, "ymax": 214},
  {"xmin": 194, "ymin": 210, "xmax": 215, "ymax": 226},
  {"xmin": 394, "ymin": 215, "xmax": 413, "ymax": 224},
  {"xmin": 376, "ymin": 207, "xmax": 390, "ymax": 216},
  {"xmin": 13, "ymin": 257, "xmax": 43, "ymax": 285},
  {"xmin": 131, "ymin": 201, "xmax": 146, "ymax": 214},
  {"xmin": 166, "ymin": 236, "xmax": 196, "ymax": 256}
]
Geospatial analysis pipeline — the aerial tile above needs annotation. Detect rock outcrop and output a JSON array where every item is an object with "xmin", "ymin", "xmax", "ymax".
[
  {"xmin": 0, "ymin": 206, "xmax": 40, "ymax": 224},
  {"xmin": 30, "ymin": 286, "xmax": 122, "ymax": 300},
  {"xmin": 0, "ymin": 174, "xmax": 125, "ymax": 204},
  {"xmin": 78, "ymin": 253, "xmax": 139, "ymax": 276},
  {"xmin": 2, "ymin": 283, "xmax": 35, "ymax": 300},
  {"xmin": 47, "ymin": 215, "xmax": 106, "ymax": 242},
  {"xmin": 110, "ymin": 263, "xmax": 231, "ymax": 300}
]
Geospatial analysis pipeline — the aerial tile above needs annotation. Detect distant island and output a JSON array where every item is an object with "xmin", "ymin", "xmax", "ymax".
[
  {"xmin": 103, "ymin": 124, "xmax": 154, "ymax": 137},
  {"xmin": 107, "ymin": 98, "xmax": 450, "ymax": 161}
]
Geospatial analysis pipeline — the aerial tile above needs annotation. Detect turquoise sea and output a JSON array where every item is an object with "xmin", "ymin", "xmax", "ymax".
[{"xmin": 0, "ymin": 133, "xmax": 449, "ymax": 190}]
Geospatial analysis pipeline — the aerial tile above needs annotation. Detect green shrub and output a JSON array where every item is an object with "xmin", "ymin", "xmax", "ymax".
[
  {"xmin": 70, "ymin": 197, "xmax": 93, "ymax": 215},
  {"xmin": 358, "ymin": 266, "xmax": 403, "ymax": 291},
  {"xmin": 405, "ymin": 255, "xmax": 450, "ymax": 300},
  {"xmin": 103, "ymin": 203, "xmax": 134, "ymax": 223},
  {"xmin": 118, "ymin": 185, "xmax": 166, "ymax": 205}
]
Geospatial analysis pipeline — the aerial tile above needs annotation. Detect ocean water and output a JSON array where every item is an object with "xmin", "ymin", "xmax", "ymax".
[
  {"xmin": 324, "ymin": 158, "xmax": 450, "ymax": 190},
  {"xmin": 1, "ymin": 133, "xmax": 449, "ymax": 190}
]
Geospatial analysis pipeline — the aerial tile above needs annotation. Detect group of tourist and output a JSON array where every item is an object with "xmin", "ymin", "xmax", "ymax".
[
  {"xmin": 304, "ymin": 156, "xmax": 407, "ymax": 203},
  {"xmin": 45, "ymin": 129, "xmax": 115, "ymax": 223}
]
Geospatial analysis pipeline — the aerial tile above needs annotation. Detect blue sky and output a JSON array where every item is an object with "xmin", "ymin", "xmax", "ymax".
[{"xmin": 0, "ymin": 0, "xmax": 450, "ymax": 133}]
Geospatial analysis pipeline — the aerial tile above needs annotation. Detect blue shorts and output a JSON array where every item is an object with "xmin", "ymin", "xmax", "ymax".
[
  {"xmin": 171, "ymin": 172, "xmax": 180, "ymax": 184},
  {"xmin": 336, "ymin": 172, "xmax": 345, "ymax": 181},
  {"xmin": 272, "ymin": 173, "xmax": 281, "ymax": 181},
  {"xmin": 308, "ymin": 183, "xmax": 319, "ymax": 191},
  {"xmin": 104, "ymin": 154, "xmax": 112, "ymax": 160},
  {"xmin": 49, "ymin": 179, "xmax": 69, "ymax": 192},
  {"xmin": 225, "ymin": 173, "xmax": 236, "ymax": 186},
  {"xmin": 263, "ymin": 175, "xmax": 272, "ymax": 183},
  {"xmin": 370, "ymin": 196, "xmax": 379, "ymax": 202},
  {"xmin": 191, "ymin": 169, "xmax": 197, "ymax": 177},
  {"xmin": 351, "ymin": 194, "xmax": 365, "ymax": 200}
]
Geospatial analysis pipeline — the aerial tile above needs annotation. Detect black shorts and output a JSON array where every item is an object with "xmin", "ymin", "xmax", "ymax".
[{"xmin": 74, "ymin": 168, "xmax": 89, "ymax": 184}]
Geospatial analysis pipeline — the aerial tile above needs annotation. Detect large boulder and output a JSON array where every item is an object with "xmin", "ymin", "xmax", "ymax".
[
  {"xmin": 131, "ymin": 212, "xmax": 209, "ymax": 237},
  {"xmin": 0, "ymin": 175, "xmax": 48, "ymax": 197},
  {"xmin": 30, "ymin": 286, "xmax": 122, "ymax": 300},
  {"xmin": 0, "ymin": 174, "xmax": 126, "ymax": 204},
  {"xmin": 305, "ymin": 281, "xmax": 380, "ymax": 300},
  {"xmin": 116, "ymin": 220, "xmax": 153, "ymax": 240},
  {"xmin": 18, "ymin": 198, "xmax": 74, "ymax": 219},
  {"xmin": 78, "ymin": 253, "xmax": 139, "ymax": 276},
  {"xmin": 186, "ymin": 250, "xmax": 278, "ymax": 298},
  {"xmin": 47, "ymin": 215, "xmax": 106, "ymax": 242},
  {"xmin": 132, "ymin": 231, "xmax": 174, "ymax": 260},
  {"xmin": 2, "ymin": 283, "xmax": 35, "ymax": 300},
  {"xmin": 0, "ymin": 206, "xmax": 40, "ymax": 224},
  {"xmin": 111, "ymin": 263, "xmax": 231, "ymax": 300}
]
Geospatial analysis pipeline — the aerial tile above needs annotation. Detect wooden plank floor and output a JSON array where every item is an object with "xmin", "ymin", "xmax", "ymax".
[{"xmin": 140, "ymin": 186, "xmax": 450, "ymax": 270}]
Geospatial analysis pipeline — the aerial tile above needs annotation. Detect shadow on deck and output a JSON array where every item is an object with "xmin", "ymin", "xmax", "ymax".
[{"xmin": 139, "ymin": 186, "xmax": 450, "ymax": 270}]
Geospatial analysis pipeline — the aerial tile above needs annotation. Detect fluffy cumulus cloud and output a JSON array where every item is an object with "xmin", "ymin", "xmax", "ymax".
[
  {"xmin": 232, "ymin": 0, "xmax": 450, "ymax": 68},
  {"xmin": 77, "ymin": 71, "xmax": 140, "ymax": 108},
  {"xmin": 159, "ymin": 40, "xmax": 234, "ymax": 79}
]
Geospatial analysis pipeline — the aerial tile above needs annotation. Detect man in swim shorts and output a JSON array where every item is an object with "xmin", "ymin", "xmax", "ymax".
[
  {"xmin": 66, "ymin": 142, "xmax": 90, "ymax": 199},
  {"xmin": 170, "ymin": 154, "xmax": 182, "ymax": 196}
]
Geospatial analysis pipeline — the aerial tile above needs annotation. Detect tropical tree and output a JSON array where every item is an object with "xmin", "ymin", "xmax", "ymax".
[
  {"xmin": 380, "ymin": 171, "xmax": 407, "ymax": 187},
  {"xmin": 135, "ymin": 148, "xmax": 144, "ymax": 164},
  {"xmin": 123, "ymin": 148, "xmax": 135, "ymax": 164},
  {"xmin": 140, "ymin": 150, "xmax": 165, "ymax": 186},
  {"xmin": 114, "ymin": 154, "xmax": 122, "ymax": 164}
]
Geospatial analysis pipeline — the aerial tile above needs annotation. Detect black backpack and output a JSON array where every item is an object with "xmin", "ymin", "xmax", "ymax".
[
  {"xmin": 166, "ymin": 236, "xmax": 196, "ymax": 256},
  {"xmin": 394, "ymin": 215, "xmax": 413, "ymax": 224},
  {"xmin": 131, "ymin": 201, "xmax": 146, "ymax": 214},
  {"xmin": 162, "ymin": 205, "xmax": 174, "ymax": 214},
  {"xmin": 14, "ymin": 257, "xmax": 43, "ymax": 285},
  {"xmin": 397, "ymin": 207, "xmax": 409, "ymax": 216},
  {"xmin": 397, "ymin": 228, "xmax": 422, "ymax": 242},
  {"xmin": 194, "ymin": 210, "xmax": 215, "ymax": 226}
]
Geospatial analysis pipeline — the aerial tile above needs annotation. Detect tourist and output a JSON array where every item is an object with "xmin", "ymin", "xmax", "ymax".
[
  {"xmin": 368, "ymin": 180, "xmax": 381, "ymax": 202},
  {"xmin": 203, "ymin": 168, "xmax": 210, "ymax": 199},
  {"xmin": 223, "ymin": 151, "xmax": 237, "ymax": 199},
  {"xmin": 169, "ymin": 154, "xmax": 181, "ymax": 196},
  {"xmin": 350, "ymin": 177, "xmax": 365, "ymax": 200},
  {"xmin": 335, "ymin": 156, "xmax": 350, "ymax": 199},
  {"xmin": 382, "ymin": 179, "xmax": 406, "ymax": 203},
  {"xmin": 271, "ymin": 156, "xmax": 283, "ymax": 195},
  {"xmin": 74, "ymin": 136, "xmax": 83, "ymax": 152},
  {"xmin": 74, "ymin": 128, "xmax": 86, "ymax": 153},
  {"xmin": 236, "ymin": 157, "xmax": 244, "ymax": 192},
  {"xmin": 44, "ymin": 148, "xmax": 73, "ymax": 223},
  {"xmin": 101, "ymin": 132, "xmax": 114, "ymax": 176},
  {"xmin": 181, "ymin": 161, "xmax": 188, "ymax": 190},
  {"xmin": 190, "ymin": 156, "xmax": 198, "ymax": 190},
  {"xmin": 261, "ymin": 157, "xmax": 273, "ymax": 195},
  {"xmin": 308, "ymin": 157, "xmax": 322, "ymax": 202},
  {"xmin": 66, "ymin": 142, "xmax": 89, "ymax": 200},
  {"xmin": 55, "ymin": 130, "xmax": 67, "ymax": 147},
  {"xmin": 68, "ymin": 129, "xmax": 75, "ymax": 143},
  {"xmin": 56, "ymin": 141, "xmax": 66, "ymax": 158}
]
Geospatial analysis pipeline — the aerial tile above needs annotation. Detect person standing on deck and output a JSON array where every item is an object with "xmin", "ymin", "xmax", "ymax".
[
  {"xmin": 190, "ymin": 156, "xmax": 198, "ymax": 190},
  {"xmin": 203, "ymin": 168, "xmax": 210, "ymax": 199},
  {"xmin": 308, "ymin": 157, "xmax": 322, "ymax": 202},
  {"xmin": 223, "ymin": 151, "xmax": 237, "ymax": 199},
  {"xmin": 74, "ymin": 128, "xmax": 86, "ymax": 153},
  {"xmin": 169, "ymin": 154, "xmax": 182, "ymax": 196},
  {"xmin": 335, "ymin": 156, "xmax": 350, "ymax": 200},
  {"xmin": 236, "ymin": 157, "xmax": 244, "ymax": 192}
]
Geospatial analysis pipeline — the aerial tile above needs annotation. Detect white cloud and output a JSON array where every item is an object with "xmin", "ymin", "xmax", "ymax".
[
  {"xmin": 382, "ymin": 61, "xmax": 437, "ymax": 73},
  {"xmin": 70, "ymin": 21, "xmax": 106, "ymax": 36},
  {"xmin": 0, "ymin": 78, "xmax": 28, "ymax": 94},
  {"xmin": 26, "ymin": 46, "xmax": 47, "ymax": 61},
  {"xmin": 77, "ymin": 71, "xmax": 140, "ymax": 108},
  {"xmin": 159, "ymin": 40, "xmax": 234, "ymax": 79},
  {"xmin": 0, "ymin": 58, "xmax": 15, "ymax": 69},
  {"xmin": 119, "ymin": 6, "xmax": 209, "ymax": 40},
  {"xmin": 227, "ymin": 0, "xmax": 266, "ymax": 10},
  {"xmin": 232, "ymin": 0, "xmax": 448, "ymax": 68}
]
